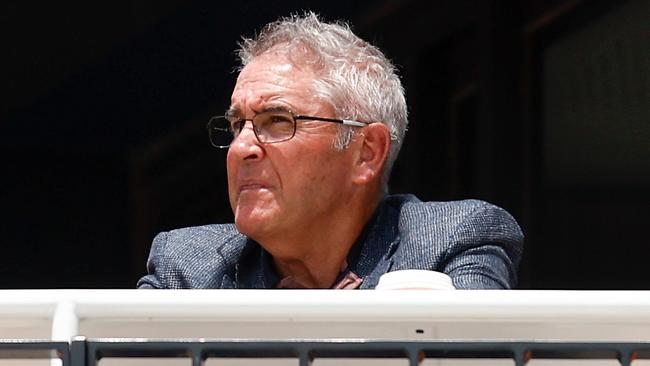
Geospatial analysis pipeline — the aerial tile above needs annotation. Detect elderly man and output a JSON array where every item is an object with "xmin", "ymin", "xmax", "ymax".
[{"xmin": 137, "ymin": 12, "xmax": 523, "ymax": 290}]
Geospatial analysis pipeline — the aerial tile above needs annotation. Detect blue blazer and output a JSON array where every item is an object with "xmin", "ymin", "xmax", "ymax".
[{"xmin": 138, "ymin": 194, "xmax": 523, "ymax": 289}]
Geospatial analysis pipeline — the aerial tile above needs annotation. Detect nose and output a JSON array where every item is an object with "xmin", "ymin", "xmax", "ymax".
[{"xmin": 228, "ymin": 121, "xmax": 265, "ymax": 161}]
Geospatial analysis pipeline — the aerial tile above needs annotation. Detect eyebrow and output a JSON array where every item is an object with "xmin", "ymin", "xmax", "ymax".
[
  {"xmin": 262, "ymin": 105, "xmax": 292, "ymax": 113},
  {"xmin": 225, "ymin": 104, "xmax": 292, "ymax": 118},
  {"xmin": 225, "ymin": 106, "xmax": 242, "ymax": 118}
]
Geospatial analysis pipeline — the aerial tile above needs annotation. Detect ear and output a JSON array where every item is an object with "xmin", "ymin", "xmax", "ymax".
[{"xmin": 352, "ymin": 123, "xmax": 391, "ymax": 185}]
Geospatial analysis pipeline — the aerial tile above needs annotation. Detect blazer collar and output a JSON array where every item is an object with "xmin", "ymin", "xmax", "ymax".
[{"xmin": 351, "ymin": 195, "xmax": 400, "ymax": 289}]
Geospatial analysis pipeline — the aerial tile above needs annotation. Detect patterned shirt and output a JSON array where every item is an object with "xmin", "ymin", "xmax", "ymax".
[{"xmin": 276, "ymin": 264, "xmax": 363, "ymax": 289}]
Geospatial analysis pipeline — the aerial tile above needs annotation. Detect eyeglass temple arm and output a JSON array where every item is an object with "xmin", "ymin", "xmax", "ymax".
[
  {"xmin": 295, "ymin": 115, "xmax": 369, "ymax": 127},
  {"xmin": 341, "ymin": 119, "xmax": 368, "ymax": 127}
]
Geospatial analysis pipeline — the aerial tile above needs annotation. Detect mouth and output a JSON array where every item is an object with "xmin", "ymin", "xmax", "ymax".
[
  {"xmin": 238, "ymin": 182, "xmax": 270, "ymax": 193},
  {"xmin": 240, "ymin": 184, "xmax": 265, "ymax": 191}
]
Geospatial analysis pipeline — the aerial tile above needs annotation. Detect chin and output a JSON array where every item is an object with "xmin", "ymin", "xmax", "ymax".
[
  {"xmin": 234, "ymin": 212, "xmax": 271, "ymax": 239},
  {"xmin": 233, "ymin": 198, "xmax": 283, "ymax": 238}
]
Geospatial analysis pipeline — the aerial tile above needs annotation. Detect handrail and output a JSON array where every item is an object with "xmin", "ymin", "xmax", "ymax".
[
  {"xmin": 3, "ymin": 290, "xmax": 650, "ymax": 318},
  {"xmin": 2, "ymin": 290, "xmax": 650, "ymax": 343}
]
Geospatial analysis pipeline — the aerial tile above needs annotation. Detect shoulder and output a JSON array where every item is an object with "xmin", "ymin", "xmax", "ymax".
[
  {"xmin": 390, "ymin": 193, "xmax": 502, "ymax": 219},
  {"xmin": 387, "ymin": 194, "xmax": 524, "ymax": 288},
  {"xmin": 155, "ymin": 224, "xmax": 244, "ymax": 253},
  {"xmin": 137, "ymin": 224, "xmax": 248, "ymax": 289},
  {"xmin": 390, "ymin": 194, "xmax": 523, "ymax": 246}
]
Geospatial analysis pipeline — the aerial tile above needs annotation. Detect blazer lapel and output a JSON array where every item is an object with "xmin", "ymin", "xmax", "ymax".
[
  {"xmin": 350, "ymin": 197, "xmax": 401, "ymax": 289},
  {"xmin": 233, "ymin": 240, "xmax": 279, "ymax": 289}
]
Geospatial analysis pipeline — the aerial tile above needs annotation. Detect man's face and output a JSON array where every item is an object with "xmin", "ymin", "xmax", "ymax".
[{"xmin": 227, "ymin": 51, "xmax": 358, "ymax": 255}]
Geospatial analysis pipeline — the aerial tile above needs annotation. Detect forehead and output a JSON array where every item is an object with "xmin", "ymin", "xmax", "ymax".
[{"xmin": 230, "ymin": 51, "xmax": 323, "ymax": 114}]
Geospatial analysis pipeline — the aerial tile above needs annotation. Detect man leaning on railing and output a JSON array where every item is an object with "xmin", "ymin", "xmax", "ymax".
[{"xmin": 137, "ymin": 12, "xmax": 523, "ymax": 290}]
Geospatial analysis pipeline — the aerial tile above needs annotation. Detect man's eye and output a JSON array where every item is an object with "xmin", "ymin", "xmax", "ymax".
[{"xmin": 269, "ymin": 115, "xmax": 292, "ymax": 123}]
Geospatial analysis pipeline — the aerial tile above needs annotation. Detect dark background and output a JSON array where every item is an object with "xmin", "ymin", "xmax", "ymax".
[{"xmin": 1, "ymin": 0, "xmax": 648, "ymax": 289}]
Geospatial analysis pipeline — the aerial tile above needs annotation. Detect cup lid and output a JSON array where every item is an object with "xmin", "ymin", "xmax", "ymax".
[{"xmin": 376, "ymin": 270, "xmax": 455, "ymax": 290}]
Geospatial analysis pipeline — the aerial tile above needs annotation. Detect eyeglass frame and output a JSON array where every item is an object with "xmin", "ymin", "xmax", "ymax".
[{"xmin": 206, "ymin": 109, "xmax": 371, "ymax": 149}]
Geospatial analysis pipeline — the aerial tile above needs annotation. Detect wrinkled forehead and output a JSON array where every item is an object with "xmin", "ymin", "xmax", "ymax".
[
  {"xmin": 233, "ymin": 54, "xmax": 312, "ymax": 99},
  {"xmin": 229, "ymin": 48, "xmax": 334, "ymax": 117}
]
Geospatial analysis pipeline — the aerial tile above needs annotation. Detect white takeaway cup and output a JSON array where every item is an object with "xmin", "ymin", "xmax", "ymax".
[{"xmin": 375, "ymin": 270, "xmax": 456, "ymax": 290}]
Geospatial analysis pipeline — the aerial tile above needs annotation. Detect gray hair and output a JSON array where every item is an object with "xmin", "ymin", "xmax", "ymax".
[{"xmin": 236, "ymin": 11, "xmax": 408, "ymax": 191}]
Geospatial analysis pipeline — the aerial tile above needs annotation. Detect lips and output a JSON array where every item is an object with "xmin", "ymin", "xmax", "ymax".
[
  {"xmin": 237, "ymin": 180, "xmax": 270, "ymax": 193},
  {"xmin": 240, "ymin": 183, "xmax": 266, "ymax": 191}
]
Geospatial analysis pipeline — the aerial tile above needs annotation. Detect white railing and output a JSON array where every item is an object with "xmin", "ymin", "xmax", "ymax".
[
  {"xmin": 2, "ymin": 290, "xmax": 650, "ymax": 365},
  {"xmin": 2, "ymin": 290, "xmax": 650, "ymax": 341}
]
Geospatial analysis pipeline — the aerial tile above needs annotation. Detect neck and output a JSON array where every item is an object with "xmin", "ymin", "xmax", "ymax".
[{"xmin": 264, "ymin": 191, "xmax": 381, "ymax": 288}]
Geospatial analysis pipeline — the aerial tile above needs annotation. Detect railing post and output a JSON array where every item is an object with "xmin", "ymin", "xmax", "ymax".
[
  {"xmin": 191, "ymin": 353, "xmax": 203, "ymax": 366},
  {"xmin": 513, "ymin": 347, "xmax": 528, "ymax": 366},
  {"xmin": 190, "ymin": 343, "xmax": 203, "ymax": 366},
  {"xmin": 407, "ymin": 348, "xmax": 420, "ymax": 366},
  {"xmin": 298, "ymin": 348, "xmax": 311, "ymax": 366},
  {"xmin": 51, "ymin": 300, "xmax": 79, "ymax": 366},
  {"xmin": 52, "ymin": 300, "xmax": 79, "ymax": 342},
  {"xmin": 69, "ymin": 336, "xmax": 87, "ymax": 366},
  {"xmin": 619, "ymin": 350, "xmax": 632, "ymax": 366}
]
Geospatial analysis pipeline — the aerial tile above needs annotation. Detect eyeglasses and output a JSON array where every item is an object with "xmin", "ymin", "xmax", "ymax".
[{"xmin": 207, "ymin": 109, "xmax": 370, "ymax": 148}]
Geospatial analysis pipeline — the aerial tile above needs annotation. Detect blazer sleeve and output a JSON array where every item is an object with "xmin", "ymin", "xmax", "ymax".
[
  {"xmin": 136, "ymin": 231, "xmax": 169, "ymax": 289},
  {"xmin": 442, "ymin": 202, "xmax": 524, "ymax": 289}
]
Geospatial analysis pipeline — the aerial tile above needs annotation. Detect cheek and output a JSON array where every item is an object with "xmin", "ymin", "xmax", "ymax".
[
  {"xmin": 226, "ymin": 154, "xmax": 239, "ymax": 199},
  {"xmin": 289, "ymin": 153, "xmax": 346, "ymax": 193},
  {"xmin": 289, "ymin": 153, "xmax": 324, "ymax": 181},
  {"xmin": 226, "ymin": 150, "xmax": 241, "ymax": 179}
]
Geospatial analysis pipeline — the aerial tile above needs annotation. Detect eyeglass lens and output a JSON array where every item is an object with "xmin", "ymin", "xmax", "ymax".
[{"xmin": 208, "ymin": 110, "xmax": 297, "ymax": 148}]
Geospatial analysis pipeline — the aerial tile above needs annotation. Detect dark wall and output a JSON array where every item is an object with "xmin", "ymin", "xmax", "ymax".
[
  {"xmin": 1, "ymin": 1, "xmax": 648, "ymax": 289},
  {"xmin": 362, "ymin": 0, "xmax": 650, "ymax": 289}
]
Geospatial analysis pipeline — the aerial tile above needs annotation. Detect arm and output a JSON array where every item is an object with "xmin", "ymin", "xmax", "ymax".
[
  {"xmin": 442, "ymin": 202, "xmax": 523, "ymax": 289},
  {"xmin": 136, "ymin": 231, "xmax": 169, "ymax": 289}
]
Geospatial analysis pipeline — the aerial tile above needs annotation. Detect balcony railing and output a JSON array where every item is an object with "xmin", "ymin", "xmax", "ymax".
[
  {"xmin": 2, "ymin": 290, "xmax": 650, "ymax": 365},
  {"xmin": 5, "ymin": 339, "xmax": 650, "ymax": 366}
]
